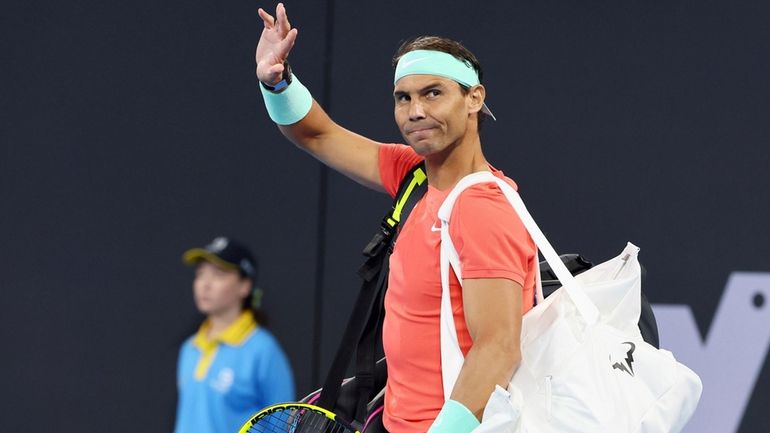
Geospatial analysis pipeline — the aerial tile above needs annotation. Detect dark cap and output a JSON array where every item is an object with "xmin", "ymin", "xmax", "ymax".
[{"xmin": 182, "ymin": 236, "xmax": 258, "ymax": 281}]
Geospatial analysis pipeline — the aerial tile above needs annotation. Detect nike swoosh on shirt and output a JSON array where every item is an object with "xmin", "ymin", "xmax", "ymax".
[{"xmin": 431, "ymin": 224, "xmax": 441, "ymax": 232}]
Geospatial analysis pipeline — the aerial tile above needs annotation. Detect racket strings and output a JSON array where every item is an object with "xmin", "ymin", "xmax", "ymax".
[{"xmin": 246, "ymin": 406, "xmax": 356, "ymax": 433}]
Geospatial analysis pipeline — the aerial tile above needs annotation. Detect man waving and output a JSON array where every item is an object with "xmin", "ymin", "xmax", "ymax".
[{"xmin": 255, "ymin": 4, "xmax": 538, "ymax": 433}]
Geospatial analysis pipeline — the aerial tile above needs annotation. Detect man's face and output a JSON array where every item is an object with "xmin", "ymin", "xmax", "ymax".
[
  {"xmin": 393, "ymin": 75, "xmax": 473, "ymax": 157},
  {"xmin": 192, "ymin": 261, "xmax": 250, "ymax": 316}
]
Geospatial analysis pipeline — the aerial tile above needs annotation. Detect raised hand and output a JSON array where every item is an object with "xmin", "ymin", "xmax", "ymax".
[{"xmin": 256, "ymin": 3, "xmax": 298, "ymax": 85}]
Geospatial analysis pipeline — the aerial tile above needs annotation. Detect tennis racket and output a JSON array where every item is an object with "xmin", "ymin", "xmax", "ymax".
[{"xmin": 238, "ymin": 403, "xmax": 360, "ymax": 433}]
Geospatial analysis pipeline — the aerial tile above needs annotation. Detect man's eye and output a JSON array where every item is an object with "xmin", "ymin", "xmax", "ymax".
[
  {"xmin": 427, "ymin": 90, "xmax": 441, "ymax": 98},
  {"xmin": 396, "ymin": 94, "xmax": 409, "ymax": 102}
]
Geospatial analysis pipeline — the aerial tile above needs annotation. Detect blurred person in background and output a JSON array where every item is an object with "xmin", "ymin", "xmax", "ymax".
[{"xmin": 173, "ymin": 236, "xmax": 295, "ymax": 433}]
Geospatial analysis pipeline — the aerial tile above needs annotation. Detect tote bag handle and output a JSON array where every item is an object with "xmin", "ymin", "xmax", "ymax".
[
  {"xmin": 437, "ymin": 171, "xmax": 600, "ymax": 323},
  {"xmin": 437, "ymin": 171, "xmax": 601, "ymax": 399}
]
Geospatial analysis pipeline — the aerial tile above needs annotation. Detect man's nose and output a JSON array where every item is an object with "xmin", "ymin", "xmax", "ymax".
[{"xmin": 408, "ymin": 99, "xmax": 426, "ymax": 121}]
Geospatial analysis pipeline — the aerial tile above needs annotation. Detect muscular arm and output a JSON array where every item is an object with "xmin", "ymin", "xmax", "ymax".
[
  {"xmin": 449, "ymin": 277, "xmax": 523, "ymax": 420},
  {"xmin": 256, "ymin": 4, "xmax": 383, "ymax": 191},
  {"xmin": 278, "ymin": 101, "xmax": 384, "ymax": 191}
]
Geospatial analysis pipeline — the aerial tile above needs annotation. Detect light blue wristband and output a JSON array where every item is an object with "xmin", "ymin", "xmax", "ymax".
[
  {"xmin": 259, "ymin": 73, "xmax": 313, "ymax": 125},
  {"xmin": 427, "ymin": 399, "xmax": 480, "ymax": 433}
]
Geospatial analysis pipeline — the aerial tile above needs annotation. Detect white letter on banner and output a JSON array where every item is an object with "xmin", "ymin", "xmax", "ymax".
[{"xmin": 653, "ymin": 272, "xmax": 770, "ymax": 433}]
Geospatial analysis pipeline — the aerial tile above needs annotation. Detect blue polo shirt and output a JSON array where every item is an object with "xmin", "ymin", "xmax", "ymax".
[{"xmin": 173, "ymin": 311, "xmax": 295, "ymax": 433}]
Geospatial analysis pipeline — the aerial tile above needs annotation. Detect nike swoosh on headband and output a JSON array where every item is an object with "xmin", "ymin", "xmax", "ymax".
[{"xmin": 399, "ymin": 57, "xmax": 429, "ymax": 69}]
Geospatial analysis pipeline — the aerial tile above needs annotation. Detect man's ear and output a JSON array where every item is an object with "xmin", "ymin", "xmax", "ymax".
[{"xmin": 467, "ymin": 84, "xmax": 486, "ymax": 115}]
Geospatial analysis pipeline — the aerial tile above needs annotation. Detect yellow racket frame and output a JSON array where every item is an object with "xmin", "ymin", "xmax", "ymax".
[{"xmin": 238, "ymin": 402, "xmax": 360, "ymax": 433}]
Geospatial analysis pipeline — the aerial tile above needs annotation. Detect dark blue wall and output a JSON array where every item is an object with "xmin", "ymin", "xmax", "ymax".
[{"xmin": 1, "ymin": 1, "xmax": 768, "ymax": 432}]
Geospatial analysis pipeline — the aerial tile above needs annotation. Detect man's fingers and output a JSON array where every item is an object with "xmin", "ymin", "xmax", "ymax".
[
  {"xmin": 268, "ymin": 63, "xmax": 285, "ymax": 76},
  {"xmin": 257, "ymin": 7, "xmax": 275, "ymax": 29},
  {"xmin": 277, "ymin": 28, "xmax": 298, "ymax": 58},
  {"xmin": 256, "ymin": 58, "xmax": 285, "ymax": 85},
  {"xmin": 280, "ymin": 3, "xmax": 293, "ymax": 31},
  {"xmin": 276, "ymin": 3, "xmax": 291, "ymax": 36}
]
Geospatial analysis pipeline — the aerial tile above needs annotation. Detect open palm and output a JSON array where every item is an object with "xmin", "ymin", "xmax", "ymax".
[{"xmin": 256, "ymin": 3, "xmax": 298, "ymax": 85}]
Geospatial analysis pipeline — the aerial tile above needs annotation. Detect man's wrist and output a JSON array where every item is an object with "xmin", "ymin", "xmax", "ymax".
[
  {"xmin": 260, "ymin": 70, "xmax": 312, "ymax": 125},
  {"xmin": 427, "ymin": 399, "xmax": 480, "ymax": 433}
]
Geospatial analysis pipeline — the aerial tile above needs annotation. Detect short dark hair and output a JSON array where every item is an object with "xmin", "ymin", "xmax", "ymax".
[{"xmin": 392, "ymin": 36, "xmax": 487, "ymax": 129}]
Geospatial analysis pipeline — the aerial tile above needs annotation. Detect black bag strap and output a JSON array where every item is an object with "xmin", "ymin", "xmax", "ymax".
[
  {"xmin": 358, "ymin": 162, "xmax": 428, "ymax": 281},
  {"xmin": 353, "ymin": 257, "xmax": 389, "ymax": 424},
  {"xmin": 317, "ymin": 162, "xmax": 427, "ymax": 419}
]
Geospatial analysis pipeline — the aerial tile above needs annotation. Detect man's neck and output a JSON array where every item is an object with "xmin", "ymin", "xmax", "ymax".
[{"xmin": 425, "ymin": 133, "xmax": 488, "ymax": 191}]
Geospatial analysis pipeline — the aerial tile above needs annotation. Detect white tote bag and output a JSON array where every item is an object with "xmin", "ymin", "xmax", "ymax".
[{"xmin": 437, "ymin": 172, "xmax": 702, "ymax": 433}]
